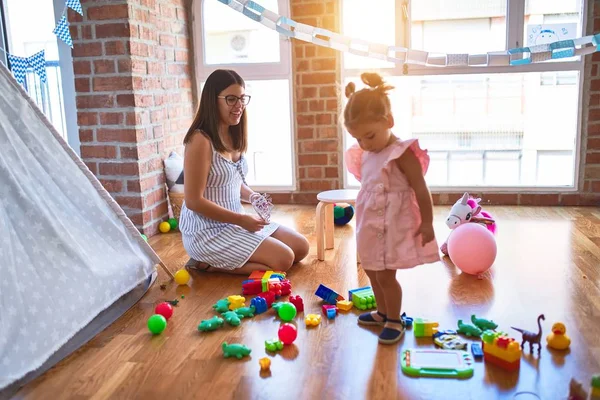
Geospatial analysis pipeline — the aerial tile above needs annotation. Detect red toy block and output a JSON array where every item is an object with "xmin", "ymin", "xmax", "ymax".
[
  {"xmin": 289, "ymin": 295, "xmax": 304, "ymax": 312},
  {"xmin": 483, "ymin": 351, "xmax": 520, "ymax": 372},
  {"xmin": 242, "ymin": 280, "xmax": 262, "ymax": 295},
  {"xmin": 269, "ymin": 282, "xmax": 282, "ymax": 297},
  {"xmin": 257, "ymin": 291, "xmax": 275, "ymax": 307},
  {"xmin": 322, "ymin": 304, "xmax": 338, "ymax": 316},
  {"xmin": 280, "ymin": 279, "xmax": 292, "ymax": 296}
]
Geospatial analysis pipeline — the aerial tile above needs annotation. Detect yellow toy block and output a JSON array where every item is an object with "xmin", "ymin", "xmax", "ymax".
[
  {"xmin": 482, "ymin": 331, "xmax": 521, "ymax": 363},
  {"xmin": 305, "ymin": 314, "xmax": 321, "ymax": 327},
  {"xmin": 336, "ymin": 300, "xmax": 353, "ymax": 311},
  {"xmin": 228, "ymin": 295, "xmax": 246, "ymax": 310}
]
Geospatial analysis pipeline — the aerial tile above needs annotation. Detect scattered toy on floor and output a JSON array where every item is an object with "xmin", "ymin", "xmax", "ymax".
[
  {"xmin": 174, "ymin": 269, "xmax": 190, "ymax": 285},
  {"xmin": 155, "ymin": 302, "xmax": 174, "ymax": 320},
  {"xmin": 413, "ymin": 318, "xmax": 439, "ymax": 337},
  {"xmin": 167, "ymin": 299, "xmax": 179, "ymax": 306},
  {"xmin": 141, "ymin": 234, "xmax": 148, "ymax": 242},
  {"xmin": 278, "ymin": 323, "xmax": 297, "ymax": 345},
  {"xmin": 159, "ymin": 284, "xmax": 167, "ymax": 290},
  {"xmin": 546, "ymin": 321, "xmax": 571, "ymax": 350},
  {"xmin": 181, "ymin": 295, "xmax": 185, "ymax": 299},
  {"xmin": 290, "ymin": 295, "xmax": 305, "ymax": 312},
  {"xmin": 401, "ymin": 312, "xmax": 413, "ymax": 328},
  {"xmin": 198, "ymin": 316, "xmax": 224, "ymax": 332},
  {"xmin": 168, "ymin": 217, "xmax": 178, "ymax": 230},
  {"xmin": 590, "ymin": 375, "xmax": 600, "ymax": 399},
  {"xmin": 349, "ymin": 287, "xmax": 376, "ymax": 310},
  {"xmin": 222, "ymin": 342, "xmax": 251, "ymax": 359},
  {"xmin": 227, "ymin": 295, "xmax": 246, "ymax": 310},
  {"xmin": 159, "ymin": 221, "xmax": 171, "ymax": 233},
  {"xmin": 511, "ymin": 313, "xmax": 545, "ymax": 354},
  {"xmin": 400, "ymin": 348, "xmax": 474, "ymax": 378},
  {"xmin": 336, "ymin": 300, "xmax": 353, "ymax": 312},
  {"xmin": 433, "ymin": 332, "xmax": 467, "ymax": 350},
  {"xmin": 250, "ymin": 297, "xmax": 268, "ymax": 314},
  {"xmin": 259, "ymin": 357, "xmax": 271, "ymax": 371},
  {"xmin": 457, "ymin": 320, "xmax": 482, "ymax": 338},
  {"xmin": 470, "ymin": 342, "xmax": 483, "ymax": 360},
  {"xmin": 265, "ymin": 339, "xmax": 284, "ymax": 352},
  {"xmin": 471, "ymin": 314, "xmax": 498, "ymax": 330},
  {"xmin": 275, "ymin": 302, "xmax": 297, "ymax": 321},
  {"xmin": 235, "ymin": 306, "xmax": 256, "ymax": 319},
  {"xmin": 305, "ymin": 314, "xmax": 321, "ymax": 327},
  {"xmin": 147, "ymin": 314, "xmax": 167, "ymax": 335},
  {"xmin": 213, "ymin": 298, "xmax": 230, "ymax": 313},
  {"xmin": 322, "ymin": 304, "xmax": 338, "ymax": 317},
  {"xmin": 315, "ymin": 284, "xmax": 344, "ymax": 304},
  {"xmin": 333, "ymin": 204, "xmax": 354, "ymax": 225},
  {"xmin": 568, "ymin": 377, "xmax": 589, "ymax": 400},
  {"xmin": 481, "ymin": 330, "xmax": 521, "ymax": 371},
  {"xmin": 222, "ymin": 311, "xmax": 242, "ymax": 327}
]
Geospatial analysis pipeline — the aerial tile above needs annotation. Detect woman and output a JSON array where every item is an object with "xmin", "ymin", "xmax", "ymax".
[{"xmin": 179, "ymin": 69, "xmax": 309, "ymax": 274}]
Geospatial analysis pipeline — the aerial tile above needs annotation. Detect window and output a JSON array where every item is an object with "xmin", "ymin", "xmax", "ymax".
[
  {"xmin": 342, "ymin": 0, "xmax": 584, "ymax": 190},
  {"xmin": 193, "ymin": 0, "xmax": 294, "ymax": 190}
]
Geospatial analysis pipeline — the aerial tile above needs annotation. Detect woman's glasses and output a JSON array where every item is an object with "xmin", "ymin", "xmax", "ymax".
[{"xmin": 218, "ymin": 95, "xmax": 251, "ymax": 107}]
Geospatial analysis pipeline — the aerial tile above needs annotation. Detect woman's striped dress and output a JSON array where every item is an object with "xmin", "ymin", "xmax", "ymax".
[{"xmin": 179, "ymin": 145, "xmax": 279, "ymax": 270}]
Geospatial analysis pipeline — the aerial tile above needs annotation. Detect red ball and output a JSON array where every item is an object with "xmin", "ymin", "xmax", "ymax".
[
  {"xmin": 278, "ymin": 323, "xmax": 297, "ymax": 345},
  {"xmin": 155, "ymin": 302, "xmax": 173, "ymax": 320}
]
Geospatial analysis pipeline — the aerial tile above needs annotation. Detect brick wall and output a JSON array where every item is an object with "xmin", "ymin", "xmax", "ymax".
[{"xmin": 70, "ymin": 0, "xmax": 193, "ymax": 234}]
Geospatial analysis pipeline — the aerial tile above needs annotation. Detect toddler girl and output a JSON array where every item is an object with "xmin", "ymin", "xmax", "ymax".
[{"xmin": 344, "ymin": 72, "xmax": 440, "ymax": 344}]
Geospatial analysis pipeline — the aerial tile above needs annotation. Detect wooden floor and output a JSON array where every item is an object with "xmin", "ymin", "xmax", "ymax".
[{"xmin": 13, "ymin": 205, "xmax": 600, "ymax": 400}]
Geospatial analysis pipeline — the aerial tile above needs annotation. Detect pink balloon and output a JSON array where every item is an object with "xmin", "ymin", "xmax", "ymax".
[{"xmin": 447, "ymin": 223, "xmax": 497, "ymax": 275}]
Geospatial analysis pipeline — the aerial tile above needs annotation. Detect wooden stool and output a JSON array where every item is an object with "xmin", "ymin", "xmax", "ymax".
[{"xmin": 316, "ymin": 189, "xmax": 359, "ymax": 262}]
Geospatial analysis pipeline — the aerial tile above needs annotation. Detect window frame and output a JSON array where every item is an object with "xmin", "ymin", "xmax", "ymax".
[
  {"xmin": 341, "ymin": 0, "xmax": 588, "ymax": 192},
  {"xmin": 192, "ymin": 0, "xmax": 296, "ymax": 192}
]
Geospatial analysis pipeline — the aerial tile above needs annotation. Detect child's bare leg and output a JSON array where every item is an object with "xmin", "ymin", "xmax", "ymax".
[
  {"xmin": 376, "ymin": 269, "xmax": 405, "ymax": 344},
  {"xmin": 357, "ymin": 269, "xmax": 387, "ymax": 326}
]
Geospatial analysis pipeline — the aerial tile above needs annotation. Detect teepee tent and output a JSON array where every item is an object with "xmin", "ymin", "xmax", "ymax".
[{"xmin": 0, "ymin": 62, "xmax": 172, "ymax": 391}]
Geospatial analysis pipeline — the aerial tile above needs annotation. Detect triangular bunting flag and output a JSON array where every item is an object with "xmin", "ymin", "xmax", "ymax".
[
  {"xmin": 66, "ymin": 0, "xmax": 83, "ymax": 16},
  {"xmin": 7, "ymin": 54, "xmax": 28, "ymax": 86},
  {"xmin": 28, "ymin": 50, "xmax": 47, "ymax": 83},
  {"xmin": 53, "ymin": 15, "xmax": 73, "ymax": 48}
]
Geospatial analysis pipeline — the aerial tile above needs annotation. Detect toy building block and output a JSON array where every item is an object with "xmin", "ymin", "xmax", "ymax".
[
  {"xmin": 305, "ymin": 313, "xmax": 321, "ymax": 327},
  {"xmin": 227, "ymin": 295, "xmax": 246, "ymax": 310},
  {"xmin": 212, "ymin": 298, "xmax": 230, "ymax": 313},
  {"xmin": 592, "ymin": 375, "xmax": 600, "ymax": 398},
  {"xmin": 322, "ymin": 304, "xmax": 338, "ymax": 316},
  {"xmin": 251, "ymin": 297, "xmax": 268, "ymax": 314},
  {"xmin": 336, "ymin": 300, "xmax": 353, "ymax": 312},
  {"xmin": 315, "ymin": 284, "xmax": 344, "ymax": 304},
  {"xmin": 269, "ymin": 281, "xmax": 283, "ymax": 297},
  {"xmin": 257, "ymin": 291, "xmax": 275, "ymax": 307},
  {"xmin": 349, "ymin": 287, "xmax": 377, "ymax": 310},
  {"xmin": 222, "ymin": 342, "xmax": 251, "ymax": 359},
  {"xmin": 242, "ymin": 280, "xmax": 263, "ymax": 295},
  {"xmin": 470, "ymin": 342, "xmax": 484, "ymax": 360},
  {"xmin": 265, "ymin": 339, "xmax": 284, "ymax": 352},
  {"xmin": 481, "ymin": 330, "xmax": 521, "ymax": 371},
  {"xmin": 248, "ymin": 270, "xmax": 286, "ymax": 281},
  {"xmin": 413, "ymin": 318, "xmax": 439, "ymax": 337},
  {"xmin": 280, "ymin": 279, "xmax": 292, "ymax": 296},
  {"xmin": 235, "ymin": 306, "xmax": 256, "ymax": 318},
  {"xmin": 259, "ymin": 357, "xmax": 271, "ymax": 371},
  {"xmin": 289, "ymin": 295, "xmax": 304, "ymax": 312},
  {"xmin": 198, "ymin": 316, "xmax": 224, "ymax": 332},
  {"xmin": 326, "ymin": 308, "xmax": 336, "ymax": 319}
]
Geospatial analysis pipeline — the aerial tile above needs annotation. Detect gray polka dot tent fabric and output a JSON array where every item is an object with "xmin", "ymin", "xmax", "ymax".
[{"xmin": 0, "ymin": 63, "xmax": 161, "ymax": 389}]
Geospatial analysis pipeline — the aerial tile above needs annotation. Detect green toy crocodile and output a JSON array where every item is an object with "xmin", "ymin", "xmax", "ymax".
[
  {"xmin": 212, "ymin": 298, "xmax": 230, "ymax": 313},
  {"xmin": 457, "ymin": 319, "xmax": 483, "ymax": 337},
  {"xmin": 265, "ymin": 339, "xmax": 284, "ymax": 352},
  {"xmin": 235, "ymin": 306, "xmax": 256, "ymax": 318},
  {"xmin": 198, "ymin": 316, "xmax": 224, "ymax": 332},
  {"xmin": 222, "ymin": 310, "xmax": 241, "ymax": 326},
  {"xmin": 471, "ymin": 314, "xmax": 498, "ymax": 330},
  {"xmin": 222, "ymin": 342, "xmax": 251, "ymax": 359}
]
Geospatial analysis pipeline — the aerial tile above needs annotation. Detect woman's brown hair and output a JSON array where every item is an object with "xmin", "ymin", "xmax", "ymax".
[
  {"xmin": 183, "ymin": 69, "xmax": 248, "ymax": 153},
  {"xmin": 343, "ymin": 72, "xmax": 394, "ymax": 129}
]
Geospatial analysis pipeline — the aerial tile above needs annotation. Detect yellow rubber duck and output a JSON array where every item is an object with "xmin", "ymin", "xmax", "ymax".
[{"xmin": 546, "ymin": 322, "xmax": 571, "ymax": 350}]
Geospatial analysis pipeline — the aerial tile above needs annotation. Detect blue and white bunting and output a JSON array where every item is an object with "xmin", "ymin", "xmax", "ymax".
[
  {"xmin": 28, "ymin": 50, "xmax": 47, "ymax": 83},
  {"xmin": 53, "ymin": 15, "xmax": 73, "ymax": 48},
  {"xmin": 7, "ymin": 54, "xmax": 28, "ymax": 86},
  {"xmin": 66, "ymin": 0, "xmax": 83, "ymax": 16}
]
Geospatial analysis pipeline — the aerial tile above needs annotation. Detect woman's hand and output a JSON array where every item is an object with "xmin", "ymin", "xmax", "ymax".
[
  {"xmin": 415, "ymin": 223, "xmax": 435, "ymax": 246},
  {"xmin": 239, "ymin": 215, "xmax": 268, "ymax": 232}
]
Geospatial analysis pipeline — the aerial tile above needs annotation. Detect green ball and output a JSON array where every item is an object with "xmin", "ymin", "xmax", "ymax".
[
  {"xmin": 333, "ymin": 205, "xmax": 345, "ymax": 219},
  {"xmin": 277, "ymin": 302, "xmax": 297, "ymax": 322},
  {"xmin": 141, "ymin": 234, "xmax": 148, "ymax": 242},
  {"xmin": 147, "ymin": 314, "xmax": 167, "ymax": 335},
  {"xmin": 168, "ymin": 218, "xmax": 178, "ymax": 230}
]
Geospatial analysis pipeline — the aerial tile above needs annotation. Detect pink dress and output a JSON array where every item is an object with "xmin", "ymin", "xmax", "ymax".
[{"xmin": 345, "ymin": 137, "xmax": 440, "ymax": 271}]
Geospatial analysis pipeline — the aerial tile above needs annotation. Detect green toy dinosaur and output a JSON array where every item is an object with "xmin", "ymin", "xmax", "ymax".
[
  {"xmin": 471, "ymin": 314, "xmax": 498, "ymax": 330},
  {"xmin": 265, "ymin": 339, "xmax": 284, "ymax": 352},
  {"xmin": 222, "ymin": 310, "xmax": 241, "ymax": 326},
  {"xmin": 198, "ymin": 316, "xmax": 224, "ymax": 332},
  {"xmin": 212, "ymin": 298, "xmax": 230, "ymax": 313},
  {"xmin": 235, "ymin": 306, "xmax": 256, "ymax": 318},
  {"xmin": 222, "ymin": 342, "xmax": 251, "ymax": 359},
  {"xmin": 457, "ymin": 319, "xmax": 483, "ymax": 337}
]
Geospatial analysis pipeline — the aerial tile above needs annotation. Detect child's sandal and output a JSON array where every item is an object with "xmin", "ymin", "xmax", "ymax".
[
  {"xmin": 357, "ymin": 311, "xmax": 387, "ymax": 326},
  {"xmin": 378, "ymin": 318, "xmax": 406, "ymax": 344},
  {"xmin": 184, "ymin": 258, "xmax": 213, "ymax": 273}
]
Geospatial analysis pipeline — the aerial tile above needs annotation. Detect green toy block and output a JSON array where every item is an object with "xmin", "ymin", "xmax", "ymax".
[
  {"xmin": 592, "ymin": 375, "xmax": 600, "ymax": 388},
  {"xmin": 222, "ymin": 342, "xmax": 251, "ymax": 359},
  {"xmin": 351, "ymin": 288, "xmax": 377, "ymax": 310}
]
